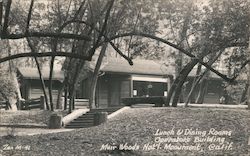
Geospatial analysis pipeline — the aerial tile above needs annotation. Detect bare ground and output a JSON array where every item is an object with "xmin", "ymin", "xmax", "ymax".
[
  {"xmin": 0, "ymin": 110, "xmax": 68, "ymax": 126},
  {"xmin": 0, "ymin": 107, "xmax": 249, "ymax": 156}
]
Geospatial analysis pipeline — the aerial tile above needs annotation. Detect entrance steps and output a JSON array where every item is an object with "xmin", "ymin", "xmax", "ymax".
[{"xmin": 65, "ymin": 107, "xmax": 122, "ymax": 129}]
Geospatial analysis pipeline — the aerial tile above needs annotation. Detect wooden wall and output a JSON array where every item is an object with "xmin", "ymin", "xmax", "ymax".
[
  {"xmin": 96, "ymin": 74, "xmax": 131, "ymax": 107},
  {"xmin": 97, "ymin": 77, "xmax": 109, "ymax": 108},
  {"xmin": 183, "ymin": 78, "xmax": 224, "ymax": 104},
  {"xmin": 20, "ymin": 79, "xmax": 63, "ymax": 107}
]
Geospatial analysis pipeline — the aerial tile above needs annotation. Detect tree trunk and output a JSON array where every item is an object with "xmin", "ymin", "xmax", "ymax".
[
  {"xmin": 68, "ymin": 86, "xmax": 73, "ymax": 113},
  {"xmin": 195, "ymin": 75, "xmax": 208, "ymax": 104},
  {"xmin": 64, "ymin": 84, "xmax": 68, "ymax": 110},
  {"xmin": 89, "ymin": 43, "xmax": 108, "ymax": 109},
  {"xmin": 185, "ymin": 64, "xmax": 202, "ymax": 106},
  {"xmin": 26, "ymin": 38, "xmax": 50, "ymax": 110},
  {"xmin": 247, "ymin": 36, "xmax": 250, "ymax": 109},
  {"xmin": 68, "ymin": 84, "xmax": 75, "ymax": 113},
  {"xmin": 165, "ymin": 77, "xmax": 180, "ymax": 106},
  {"xmin": 171, "ymin": 59, "xmax": 199, "ymax": 107},
  {"xmin": 240, "ymin": 83, "xmax": 249, "ymax": 103},
  {"xmin": 247, "ymin": 82, "xmax": 250, "ymax": 109},
  {"xmin": 68, "ymin": 61, "xmax": 85, "ymax": 113},
  {"xmin": 48, "ymin": 56, "xmax": 55, "ymax": 111},
  {"xmin": 56, "ymin": 77, "xmax": 69, "ymax": 110},
  {"xmin": 36, "ymin": 61, "xmax": 50, "ymax": 110},
  {"xmin": 56, "ymin": 84, "xmax": 64, "ymax": 109},
  {"xmin": 185, "ymin": 50, "xmax": 224, "ymax": 106},
  {"xmin": 165, "ymin": 6, "xmax": 192, "ymax": 107},
  {"xmin": 8, "ymin": 72, "xmax": 17, "ymax": 111},
  {"xmin": 6, "ymin": 41, "xmax": 18, "ymax": 110},
  {"xmin": 175, "ymin": 53, "xmax": 184, "ymax": 102}
]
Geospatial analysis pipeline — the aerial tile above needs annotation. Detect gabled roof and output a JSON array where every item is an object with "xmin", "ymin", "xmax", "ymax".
[
  {"xmin": 100, "ymin": 58, "xmax": 173, "ymax": 76},
  {"xmin": 17, "ymin": 67, "xmax": 64, "ymax": 81}
]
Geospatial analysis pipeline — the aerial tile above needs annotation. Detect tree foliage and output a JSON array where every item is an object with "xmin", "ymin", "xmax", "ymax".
[{"xmin": 1, "ymin": 0, "xmax": 250, "ymax": 110}]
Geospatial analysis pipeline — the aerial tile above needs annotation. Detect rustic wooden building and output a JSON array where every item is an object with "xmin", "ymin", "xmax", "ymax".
[
  {"xmin": 79, "ymin": 59, "xmax": 233, "ymax": 106},
  {"xmin": 17, "ymin": 67, "xmax": 64, "ymax": 105},
  {"xmin": 16, "ymin": 62, "xmax": 235, "ymax": 109},
  {"xmin": 77, "ymin": 59, "xmax": 173, "ymax": 108},
  {"xmin": 183, "ymin": 70, "xmax": 225, "ymax": 104}
]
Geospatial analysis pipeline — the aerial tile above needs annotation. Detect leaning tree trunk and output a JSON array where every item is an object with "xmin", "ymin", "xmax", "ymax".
[
  {"xmin": 89, "ymin": 43, "xmax": 108, "ymax": 109},
  {"xmin": 165, "ymin": 6, "xmax": 192, "ymax": 106},
  {"xmin": 185, "ymin": 64, "xmax": 202, "ymax": 106},
  {"xmin": 6, "ymin": 40, "xmax": 18, "ymax": 110},
  {"xmin": 165, "ymin": 77, "xmax": 181, "ymax": 106},
  {"xmin": 64, "ymin": 83, "xmax": 68, "ymax": 110},
  {"xmin": 185, "ymin": 67, "xmax": 207, "ymax": 106},
  {"xmin": 240, "ymin": 83, "xmax": 249, "ymax": 103},
  {"xmin": 175, "ymin": 53, "xmax": 184, "ymax": 103},
  {"xmin": 185, "ymin": 50, "xmax": 224, "ymax": 106},
  {"xmin": 247, "ymin": 36, "xmax": 250, "ymax": 109},
  {"xmin": 68, "ymin": 63, "xmax": 81, "ymax": 113},
  {"xmin": 12, "ymin": 73, "xmax": 21, "ymax": 110},
  {"xmin": 171, "ymin": 59, "xmax": 199, "ymax": 107},
  {"xmin": 195, "ymin": 74, "xmax": 208, "ymax": 104},
  {"xmin": 8, "ymin": 72, "xmax": 18, "ymax": 111},
  {"xmin": 48, "ymin": 56, "xmax": 55, "ymax": 111},
  {"xmin": 26, "ymin": 38, "xmax": 50, "ymax": 110}
]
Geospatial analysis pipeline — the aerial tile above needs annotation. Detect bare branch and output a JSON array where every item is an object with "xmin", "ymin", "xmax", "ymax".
[
  {"xmin": 26, "ymin": 0, "xmax": 34, "ymax": 32},
  {"xmin": 88, "ymin": 0, "xmax": 115, "ymax": 57},
  {"xmin": 0, "ymin": 52, "xmax": 91, "ymax": 64},
  {"xmin": 63, "ymin": 19, "xmax": 133, "ymax": 65},
  {"xmin": 109, "ymin": 41, "xmax": 133, "ymax": 65},
  {"xmin": 230, "ymin": 60, "xmax": 250, "ymax": 81},
  {"xmin": 67, "ymin": 19, "xmax": 247, "ymax": 79},
  {"xmin": 2, "ymin": 31, "xmax": 91, "ymax": 40},
  {"xmin": 108, "ymin": 32, "xmax": 241, "ymax": 82}
]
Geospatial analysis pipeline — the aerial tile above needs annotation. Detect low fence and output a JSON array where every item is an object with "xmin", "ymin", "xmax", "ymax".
[
  {"xmin": 1, "ymin": 97, "xmax": 89, "ymax": 110},
  {"xmin": 0, "ymin": 101, "xmax": 10, "ymax": 110},
  {"xmin": 20, "ymin": 96, "xmax": 46, "ymax": 110}
]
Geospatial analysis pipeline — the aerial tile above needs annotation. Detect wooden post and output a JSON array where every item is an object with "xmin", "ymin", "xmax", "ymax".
[
  {"xmin": 48, "ymin": 113, "xmax": 62, "ymax": 129},
  {"xmin": 64, "ymin": 85, "xmax": 68, "ymax": 110},
  {"xmin": 40, "ymin": 96, "xmax": 46, "ymax": 110},
  {"xmin": 130, "ymin": 76, "xmax": 133, "ymax": 97},
  {"xmin": 72, "ymin": 96, "xmax": 75, "ymax": 110},
  {"xmin": 93, "ymin": 112, "xmax": 108, "ymax": 126}
]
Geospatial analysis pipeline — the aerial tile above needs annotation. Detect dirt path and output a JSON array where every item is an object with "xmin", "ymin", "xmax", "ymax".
[{"xmin": 0, "ymin": 127, "xmax": 73, "ymax": 136}]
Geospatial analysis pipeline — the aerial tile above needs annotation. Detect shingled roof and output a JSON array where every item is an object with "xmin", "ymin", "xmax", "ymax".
[
  {"xmin": 18, "ymin": 67, "xmax": 64, "ymax": 81},
  {"xmin": 100, "ymin": 59, "xmax": 173, "ymax": 76}
]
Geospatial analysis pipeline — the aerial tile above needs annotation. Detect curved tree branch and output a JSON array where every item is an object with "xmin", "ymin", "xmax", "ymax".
[
  {"xmin": 0, "ymin": 52, "xmax": 91, "ymax": 64},
  {"xmin": 61, "ymin": 19, "xmax": 134, "ymax": 65},
  {"xmin": 108, "ymin": 32, "xmax": 248, "ymax": 83},
  {"xmin": 88, "ymin": 0, "xmax": 115, "ymax": 57},
  {"xmin": 2, "ymin": 31, "xmax": 91, "ymax": 40}
]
